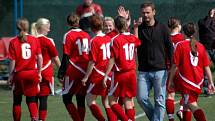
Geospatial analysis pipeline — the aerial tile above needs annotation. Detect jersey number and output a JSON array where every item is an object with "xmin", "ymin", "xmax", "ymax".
[
  {"xmin": 100, "ymin": 43, "xmax": 110, "ymax": 60},
  {"xmin": 21, "ymin": 43, "xmax": 31, "ymax": 59},
  {"xmin": 123, "ymin": 43, "xmax": 135, "ymax": 60},
  {"xmin": 76, "ymin": 38, "xmax": 89, "ymax": 55}
]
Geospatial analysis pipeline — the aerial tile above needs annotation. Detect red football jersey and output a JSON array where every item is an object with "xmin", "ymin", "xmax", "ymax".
[
  {"xmin": 111, "ymin": 32, "xmax": 141, "ymax": 71},
  {"xmin": 76, "ymin": 3, "xmax": 103, "ymax": 18},
  {"xmin": 89, "ymin": 32, "xmax": 111, "ymax": 72},
  {"xmin": 170, "ymin": 32, "xmax": 184, "ymax": 46},
  {"xmin": 8, "ymin": 35, "xmax": 41, "ymax": 72},
  {"xmin": 173, "ymin": 40, "xmax": 210, "ymax": 94},
  {"xmin": 63, "ymin": 29, "xmax": 90, "ymax": 68},
  {"xmin": 37, "ymin": 35, "xmax": 58, "ymax": 68}
]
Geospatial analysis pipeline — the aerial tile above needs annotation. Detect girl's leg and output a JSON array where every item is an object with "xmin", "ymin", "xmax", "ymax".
[
  {"xmin": 13, "ymin": 94, "xmax": 22, "ymax": 121},
  {"xmin": 76, "ymin": 94, "xmax": 86, "ymax": 121},
  {"xmin": 26, "ymin": 96, "xmax": 38, "ymax": 121},
  {"xmin": 189, "ymin": 102, "xmax": 207, "ymax": 121},
  {"xmin": 109, "ymin": 96, "xmax": 129, "ymax": 121},
  {"xmin": 166, "ymin": 92, "xmax": 175, "ymax": 121},
  {"xmin": 62, "ymin": 93, "xmax": 81, "ymax": 121},
  {"xmin": 102, "ymin": 96, "xmax": 117, "ymax": 121},
  {"xmin": 38, "ymin": 96, "xmax": 48, "ymax": 121},
  {"xmin": 124, "ymin": 97, "xmax": 135, "ymax": 121},
  {"xmin": 87, "ymin": 93, "xmax": 105, "ymax": 121}
]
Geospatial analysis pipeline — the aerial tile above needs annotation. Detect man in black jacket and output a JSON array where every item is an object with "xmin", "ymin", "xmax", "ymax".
[
  {"xmin": 198, "ymin": 8, "xmax": 215, "ymax": 96},
  {"xmin": 135, "ymin": 2, "xmax": 173, "ymax": 121}
]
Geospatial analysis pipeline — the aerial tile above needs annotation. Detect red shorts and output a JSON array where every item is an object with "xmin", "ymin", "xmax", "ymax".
[
  {"xmin": 182, "ymin": 90, "xmax": 199, "ymax": 104},
  {"xmin": 12, "ymin": 70, "xmax": 40, "ymax": 96},
  {"xmin": 87, "ymin": 74, "xmax": 111, "ymax": 96},
  {"xmin": 167, "ymin": 71, "xmax": 181, "ymax": 93},
  {"xmin": 62, "ymin": 64, "xmax": 88, "ymax": 96},
  {"xmin": 39, "ymin": 66, "xmax": 54, "ymax": 96},
  {"xmin": 109, "ymin": 70, "xmax": 137, "ymax": 98}
]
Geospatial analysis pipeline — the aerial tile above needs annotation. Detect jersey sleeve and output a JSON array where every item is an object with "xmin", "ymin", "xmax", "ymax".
[
  {"xmin": 63, "ymin": 34, "xmax": 72, "ymax": 55},
  {"xmin": 134, "ymin": 36, "xmax": 141, "ymax": 47},
  {"xmin": 47, "ymin": 39, "xmax": 58, "ymax": 57},
  {"xmin": 8, "ymin": 41, "xmax": 16, "ymax": 60}
]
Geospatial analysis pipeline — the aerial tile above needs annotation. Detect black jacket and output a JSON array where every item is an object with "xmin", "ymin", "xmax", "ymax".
[
  {"xmin": 137, "ymin": 20, "xmax": 173, "ymax": 71},
  {"xmin": 198, "ymin": 16, "xmax": 215, "ymax": 49}
]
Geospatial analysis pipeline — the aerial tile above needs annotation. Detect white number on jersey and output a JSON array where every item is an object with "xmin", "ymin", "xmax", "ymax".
[
  {"xmin": 100, "ymin": 43, "xmax": 110, "ymax": 60},
  {"xmin": 123, "ymin": 43, "xmax": 135, "ymax": 60},
  {"xmin": 76, "ymin": 38, "xmax": 89, "ymax": 55},
  {"xmin": 21, "ymin": 43, "xmax": 31, "ymax": 59}
]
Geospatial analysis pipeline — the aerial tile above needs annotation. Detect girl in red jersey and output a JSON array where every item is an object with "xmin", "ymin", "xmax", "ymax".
[
  {"xmin": 168, "ymin": 22, "xmax": 215, "ymax": 121},
  {"xmin": 166, "ymin": 17, "xmax": 185, "ymax": 121},
  {"xmin": 103, "ymin": 16, "xmax": 141, "ymax": 121},
  {"xmin": 8, "ymin": 18, "xmax": 43, "ymax": 121},
  {"xmin": 31, "ymin": 18, "xmax": 61, "ymax": 121},
  {"xmin": 57, "ymin": 13, "xmax": 91, "ymax": 121},
  {"xmin": 81, "ymin": 15, "xmax": 117, "ymax": 121}
]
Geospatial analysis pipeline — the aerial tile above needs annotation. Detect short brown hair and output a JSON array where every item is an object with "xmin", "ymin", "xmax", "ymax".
[
  {"xmin": 114, "ymin": 16, "xmax": 127, "ymax": 33},
  {"xmin": 67, "ymin": 13, "xmax": 80, "ymax": 27},
  {"xmin": 168, "ymin": 17, "xmax": 181, "ymax": 30},
  {"xmin": 89, "ymin": 14, "xmax": 103, "ymax": 31},
  {"xmin": 140, "ymin": 2, "xmax": 155, "ymax": 10}
]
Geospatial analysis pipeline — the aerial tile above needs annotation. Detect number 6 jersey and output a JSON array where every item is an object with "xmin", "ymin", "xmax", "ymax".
[{"xmin": 8, "ymin": 35, "xmax": 41, "ymax": 72}]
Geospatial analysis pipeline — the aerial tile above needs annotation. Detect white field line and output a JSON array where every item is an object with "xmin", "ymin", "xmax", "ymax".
[{"xmin": 135, "ymin": 100, "xmax": 180, "ymax": 119}]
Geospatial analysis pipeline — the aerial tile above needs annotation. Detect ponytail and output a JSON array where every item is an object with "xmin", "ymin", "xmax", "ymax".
[
  {"xmin": 190, "ymin": 36, "xmax": 197, "ymax": 57},
  {"xmin": 16, "ymin": 18, "xmax": 29, "ymax": 42},
  {"xmin": 31, "ymin": 22, "xmax": 39, "ymax": 37},
  {"xmin": 183, "ymin": 22, "xmax": 197, "ymax": 56}
]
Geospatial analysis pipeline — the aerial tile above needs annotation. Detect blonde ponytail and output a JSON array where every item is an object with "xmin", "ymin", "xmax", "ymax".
[{"xmin": 31, "ymin": 22, "xmax": 39, "ymax": 37}]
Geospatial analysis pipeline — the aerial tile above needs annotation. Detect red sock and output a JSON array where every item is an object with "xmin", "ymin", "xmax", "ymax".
[
  {"xmin": 27, "ymin": 102, "xmax": 38, "ymax": 120},
  {"xmin": 13, "ymin": 105, "xmax": 21, "ymax": 121},
  {"xmin": 111, "ymin": 104, "xmax": 128, "ymax": 121},
  {"xmin": 89, "ymin": 104, "xmax": 105, "ymax": 121},
  {"xmin": 105, "ymin": 108, "xmax": 117, "ymax": 121},
  {"xmin": 77, "ymin": 107, "xmax": 86, "ymax": 121},
  {"xmin": 166, "ymin": 99, "xmax": 174, "ymax": 121},
  {"xmin": 193, "ymin": 109, "xmax": 207, "ymax": 121},
  {"xmin": 183, "ymin": 111, "xmax": 192, "ymax": 121},
  {"xmin": 65, "ymin": 103, "xmax": 81, "ymax": 121},
  {"xmin": 39, "ymin": 110, "xmax": 47, "ymax": 121},
  {"xmin": 126, "ymin": 109, "xmax": 135, "ymax": 121}
]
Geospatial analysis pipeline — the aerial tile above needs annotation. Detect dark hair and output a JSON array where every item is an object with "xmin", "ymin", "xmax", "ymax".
[
  {"xmin": 67, "ymin": 13, "xmax": 80, "ymax": 27},
  {"xmin": 183, "ymin": 22, "xmax": 197, "ymax": 57},
  {"xmin": 114, "ymin": 16, "xmax": 127, "ymax": 33},
  {"xmin": 140, "ymin": 2, "xmax": 155, "ymax": 10},
  {"xmin": 168, "ymin": 17, "xmax": 181, "ymax": 30},
  {"xmin": 17, "ymin": 18, "xmax": 29, "ymax": 42},
  {"xmin": 89, "ymin": 14, "xmax": 103, "ymax": 31}
]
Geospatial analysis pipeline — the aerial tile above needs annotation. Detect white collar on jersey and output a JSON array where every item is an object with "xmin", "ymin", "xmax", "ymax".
[
  {"xmin": 36, "ymin": 34, "xmax": 45, "ymax": 37},
  {"xmin": 96, "ymin": 31, "xmax": 105, "ymax": 37},
  {"xmin": 171, "ymin": 32, "xmax": 180, "ymax": 36},
  {"xmin": 122, "ymin": 32, "xmax": 130, "ymax": 35},
  {"xmin": 71, "ymin": 28, "xmax": 82, "ymax": 32}
]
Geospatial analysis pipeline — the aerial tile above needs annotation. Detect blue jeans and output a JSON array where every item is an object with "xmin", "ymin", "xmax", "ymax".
[{"xmin": 137, "ymin": 70, "xmax": 167, "ymax": 121}]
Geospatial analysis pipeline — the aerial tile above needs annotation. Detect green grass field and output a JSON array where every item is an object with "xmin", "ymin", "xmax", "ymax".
[{"xmin": 1, "ymin": 85, "xmax": 215, "ymax": 121}]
